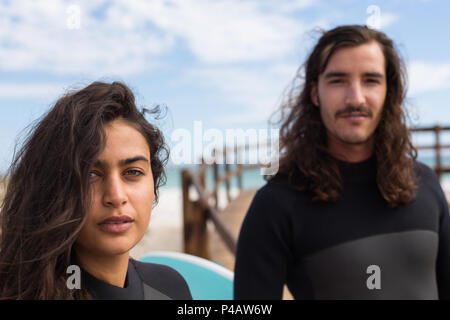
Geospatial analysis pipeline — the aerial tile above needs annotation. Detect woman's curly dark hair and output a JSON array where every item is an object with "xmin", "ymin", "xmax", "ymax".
[
  {"xmin": 0, "ymin": 81, "xmax": 168, "ymax": 299},
  {"xmin": 274, "ymin": 25, "xmax": 418, "ymax": 208}
]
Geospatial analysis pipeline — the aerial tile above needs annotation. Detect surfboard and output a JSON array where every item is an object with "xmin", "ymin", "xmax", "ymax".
[{"xmin": 139, "ymin": 251, "xmax": 234, "ymax": 300}]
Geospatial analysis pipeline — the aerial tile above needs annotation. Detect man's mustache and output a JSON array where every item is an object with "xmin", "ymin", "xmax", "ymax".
[{"xmin": 335, "ymin": 105, "xmax": 373, "ymax": 119}]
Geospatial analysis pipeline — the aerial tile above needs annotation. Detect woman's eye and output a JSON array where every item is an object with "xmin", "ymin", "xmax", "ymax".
[
  {"xmin": 89, "ymin": 171, "xmax": 101, "ymax": 179},
  {"xmin": 125, "ymin": 169, "xmax": 144, "ymax": 177}
]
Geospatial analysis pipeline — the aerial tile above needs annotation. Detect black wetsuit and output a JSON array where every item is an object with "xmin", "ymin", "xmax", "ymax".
[
  {"xmin": 82, "ymin": 258, "xmax": 192, "ymax": 300},
  {"xmin": 234, "ymin": 157, "xmax": 450, "ymax": 299}
]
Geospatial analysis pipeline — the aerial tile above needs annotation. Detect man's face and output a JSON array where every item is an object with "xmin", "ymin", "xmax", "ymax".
[
  {"xmin": 75, "ymin": 119, "xmax": 154, "ymax": 259},
  {"xmin": 311, "ymin": 41, "xmax": 387, "ymax": 158}
]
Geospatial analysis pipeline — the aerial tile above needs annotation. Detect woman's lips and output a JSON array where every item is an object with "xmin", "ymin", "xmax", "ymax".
[{"xmin": 98, "ymin": 215, "xmax": 134, "ymax": 234}]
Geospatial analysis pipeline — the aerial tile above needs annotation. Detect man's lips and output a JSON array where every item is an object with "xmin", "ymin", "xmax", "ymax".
[
  {"xmin": 340, "ymin": 112, "xmax": 369, "ymax": 118},
  {"xmin": 335, "ymin": 106, "xmax": 372, "ymax": 124}
]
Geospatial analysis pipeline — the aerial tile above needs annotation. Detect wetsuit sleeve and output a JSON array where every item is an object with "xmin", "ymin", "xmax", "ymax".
[
  {"xmin": 234, "ymin": 184, "xmax": 294, "ymax": 300},
  {"xmin": 436, "ymin": 187, "xmax": 450, "ymax": 299}
]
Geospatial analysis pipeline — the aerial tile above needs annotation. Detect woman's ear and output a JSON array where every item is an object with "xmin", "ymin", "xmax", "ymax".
[{"xmin": 311, "ymin": 84, "xmax": 319, "ymax": 107}]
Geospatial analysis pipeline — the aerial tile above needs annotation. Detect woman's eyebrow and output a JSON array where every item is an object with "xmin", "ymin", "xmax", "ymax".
[
  {"xmin": 118, "ymin": 156, "xmax": 149, "ymax": 166},
  {"xmin": 93, "ymin": 156, "xmax": 149, "ymax": 168}
]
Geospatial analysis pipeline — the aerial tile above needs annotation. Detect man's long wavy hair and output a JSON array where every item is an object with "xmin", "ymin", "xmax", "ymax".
[
  {"xmin": 274, "ymin": 25, "xmax": 417, "ymax": 207},
  {"xmin": 0, "ymin": 81, "xmax": 168, "ymax": 299}
]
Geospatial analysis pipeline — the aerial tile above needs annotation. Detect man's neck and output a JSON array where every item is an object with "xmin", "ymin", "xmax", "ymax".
[{"xmin": 328, "ymin": 137, "xmax": 375, "ymax": 163}]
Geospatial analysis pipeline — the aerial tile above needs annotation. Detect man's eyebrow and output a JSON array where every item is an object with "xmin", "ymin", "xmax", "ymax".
[
  {"xmin": 93, "ymin": 156, "xmax": 150, "ymax": 167},
  {"xmin": 324, "ymin": 71, "xmax": 349, "ymax": 78},
  {"xmin": 363, "ymin": 72, "xmax": 385, "ymax": 78},
  {"xmin": 324, "ymin": 71, "xmax": 385, "ymax": 78}
]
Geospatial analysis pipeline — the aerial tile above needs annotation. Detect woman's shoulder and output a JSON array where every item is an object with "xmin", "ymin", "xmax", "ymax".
[{"xmin": 131, "ymin": 258, "xmax": 192, "ymax": 300}]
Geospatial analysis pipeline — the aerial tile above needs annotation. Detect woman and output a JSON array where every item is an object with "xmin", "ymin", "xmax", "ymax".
[{"xmin": 0, "ymin": 81, "xmax": 192, "ymax": 300}]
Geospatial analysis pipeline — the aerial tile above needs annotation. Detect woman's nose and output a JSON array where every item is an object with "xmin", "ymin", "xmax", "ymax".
[{"xmin": 102, "ymin": 175, "xmax": 127, "ymax": 208}]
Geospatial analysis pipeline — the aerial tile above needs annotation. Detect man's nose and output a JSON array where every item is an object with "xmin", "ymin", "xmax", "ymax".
[
  {"xmin": 345, "ymin": 82, "xmax": 366, "ymax": 107},
  {"xmin": 102, "ymin": 175, "xmax": 127, "ymax": 208}
]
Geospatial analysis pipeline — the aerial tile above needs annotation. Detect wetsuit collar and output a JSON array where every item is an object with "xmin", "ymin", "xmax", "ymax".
[
  {"xmin": 82, "ymin": 258, "xmax": 144, "ymax": 300},
  {"xmin": 334, "ymin": 155, "xmax": 377, "ymax": 183}
]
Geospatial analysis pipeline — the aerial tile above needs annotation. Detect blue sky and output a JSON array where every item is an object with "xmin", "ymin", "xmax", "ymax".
[{"xmin": 1, "ymin": 0, "xmax": 450, "ymax": 174}]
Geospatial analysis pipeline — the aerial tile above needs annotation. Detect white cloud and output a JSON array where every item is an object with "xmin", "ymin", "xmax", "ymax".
[
  {"xmin": 0, "ymin": 0, "xmax": 175, "ymax": 76},
  {"xmin": 379, "ymin": 12, "xmax": 399, "ymax": 29},
  {"xmin": 122, "ymin": 0, "xmax": 310, "ymax": 64},
  {"xmin": 408, "ymin": 61, "xmax": 450, "ymax": 96},
  {"xmin": 0, "ymin": 82, "xmax": 66, "ymax": 99},
  {"xmin": 185, "ymin": 63, "xmax": 298, "ymax": 124},
  {"xmin": 277, "ymin": 0, "xmax": 318, "ymax": 12},
  {"xmin": 0, "ymin": 0, "xmax": 313, "ymax": 75}
]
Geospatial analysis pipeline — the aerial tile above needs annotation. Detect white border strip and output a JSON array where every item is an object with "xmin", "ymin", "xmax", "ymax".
[{"xmin": 139, "ymin": 251, "xmax": 234, "ymax": 281}]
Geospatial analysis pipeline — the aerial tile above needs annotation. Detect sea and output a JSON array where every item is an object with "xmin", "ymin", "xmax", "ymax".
[{"xmin": 161, "ymin": 154, "xmax": 450, "ymax": 191}]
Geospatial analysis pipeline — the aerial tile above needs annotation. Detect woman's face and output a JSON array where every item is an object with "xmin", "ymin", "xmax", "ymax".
[{"xmin": 75, "ymin": 118, "xmax": 155, "ymax": 258}]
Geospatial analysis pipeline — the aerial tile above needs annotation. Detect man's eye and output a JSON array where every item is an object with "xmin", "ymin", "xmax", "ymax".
[
  {"xmin": 329, "ymin": 79, "xmax": 343, "ymax": 84},
  {"xmin": 365, "ymin": 79, "xmax": 380, "ymax": 84}
]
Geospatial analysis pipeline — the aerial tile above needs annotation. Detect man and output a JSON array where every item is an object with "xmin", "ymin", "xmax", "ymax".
[{"xmin": 234, "ymin": 25, "xmax": 450, "ymax": 300}]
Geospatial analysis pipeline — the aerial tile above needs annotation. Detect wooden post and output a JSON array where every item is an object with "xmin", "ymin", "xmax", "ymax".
[
  {"xmin": 182, "ymin": 170, "xmax": 209, "ymax": 259},
  {"xmin": 213, "ymin": 149, "xmax": 219, "ymax": 209},
  {"xmin": 435, "ymin": 126, "xmax": 442, "ymax": 180},
  {"xmin": 224, "ymin": 149, "xmax": 231, "ymax": 204},
  {"xmin": 237, "ymin": 164, "xmax": 243, "ymax": 191},
  {"xmin": 200, "ymin": 157, "xmax": 206, "ymax": 189},
  {"xmin": 235, "ymin": 144, "xmax": 243, "ymax": 192}
]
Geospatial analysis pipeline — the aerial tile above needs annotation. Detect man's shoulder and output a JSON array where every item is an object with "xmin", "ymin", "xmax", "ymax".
[
  {"xmin": 254, "ymin": 173, "xmax": 311, "ymax": 206},
  {"xmin": 261, "ymin": 173, "xmax": 307, "ymax": 193},
  {"xmin": 415, "ymin": 161, "xmax": 441, "ymax": 186},
  {"xmin": 414, "ymin": 161, "xmax": 448, "ymax": 204},
  {"xmin": 131, "ymin": 259, "xmax": 192, "ymax": 300}
]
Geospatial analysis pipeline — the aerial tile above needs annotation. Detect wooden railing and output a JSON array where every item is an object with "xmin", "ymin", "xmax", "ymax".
[
  {"xmin": 181, "ymin": 157, "xmax": 265, "ymax": 260},
  {"xmin": 182, "ymin": 126, "xmax": 450, "ymax": 260},
  {"xmin": 410, "ymin": 126, "xmax": 450, "ymax": 179}
]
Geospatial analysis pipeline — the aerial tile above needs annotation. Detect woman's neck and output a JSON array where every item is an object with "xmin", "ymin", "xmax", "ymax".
[{"xmin": 74, "ymin": 246, "xmax": 130, "ymax": 288}]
